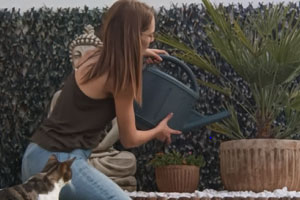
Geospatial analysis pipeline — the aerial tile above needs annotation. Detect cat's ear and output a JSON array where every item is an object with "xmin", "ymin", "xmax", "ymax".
[
  {"xmin": 59, "ymin": 157, "xmax": 76, "ymax": 174},
  {"xmin": 41, "ymin": 154, "xmax": 58, "ymax": 172},
  {"xmin": 65, "ymin": 157, "xmax": 76, "ymax": 168},
  {"xmin": 48, "ymin": 154, "xmax": 58, "ymax": 161}
]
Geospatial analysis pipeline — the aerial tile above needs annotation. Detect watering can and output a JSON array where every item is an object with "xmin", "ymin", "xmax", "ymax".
[{"xmin": 134, "ymin": 54, "xmax": 230, "ymax": 132}]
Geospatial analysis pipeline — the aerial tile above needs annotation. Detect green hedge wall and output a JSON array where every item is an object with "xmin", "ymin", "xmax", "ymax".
[
  {"xmin": 0, "ymin": 6, "xmax": 104, "ymax": 188},
  {"xmin": 1, "ymin": 3, "xmax": 300, "ymax": 191}
]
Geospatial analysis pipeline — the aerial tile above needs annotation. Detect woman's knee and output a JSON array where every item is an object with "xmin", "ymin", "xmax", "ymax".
[
  {"xmin": 60, "ymin": 160, "xmax": 130, "ymax": 200},
  {"xmin": 21, "ymin": 143, "xmax": 50, "ymax": 182}
]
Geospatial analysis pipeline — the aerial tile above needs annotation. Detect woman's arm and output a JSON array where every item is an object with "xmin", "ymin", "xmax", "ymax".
[{"xmin": 114, "ymin": 87, "xmax": 181, "ymax": 148}]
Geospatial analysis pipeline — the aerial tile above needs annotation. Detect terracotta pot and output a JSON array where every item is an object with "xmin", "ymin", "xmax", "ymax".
[
  {"xmin": 220, "ymin": 139, "xmax": 300, "ymax": 192},
  {"xmin": 155, "ymin": 165, "xmax": 200, "ymax": 192}
]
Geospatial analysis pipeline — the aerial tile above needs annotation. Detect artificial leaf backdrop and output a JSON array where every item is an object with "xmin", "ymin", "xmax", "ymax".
[{"xmin": 1, "ymin": 2, "xmax": 300, "ymax": 191}]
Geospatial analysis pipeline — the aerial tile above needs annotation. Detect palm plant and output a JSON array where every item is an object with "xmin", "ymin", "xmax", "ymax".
[{"xmin": 157, "ymin": 0, "xmax": 300, "ymax": 139}]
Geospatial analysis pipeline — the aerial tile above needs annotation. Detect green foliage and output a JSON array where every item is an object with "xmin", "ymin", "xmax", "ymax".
[
  {"xmin": 3, "ymin": 2, "xmax": 300, "ymax": 191},
  {"xmin": 149, "ymin": 150, "xmax": 205, "ymax": 168},
  {"xmin": 157, "ymin": 0, "xmax": 300, "ymax": 140},
  {"xmin": 0, "ymin": 7, "xmax": 104, "ymax": 188}
]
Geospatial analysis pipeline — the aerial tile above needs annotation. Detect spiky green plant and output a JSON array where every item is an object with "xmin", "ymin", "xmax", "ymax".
[{"xmin": 157, "ymin": 0, "xmax": 300, "ymax": 139}]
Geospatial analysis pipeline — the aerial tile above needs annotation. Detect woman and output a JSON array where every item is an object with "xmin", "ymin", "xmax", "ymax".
[{"xmin": 21, "ymin": 0, "xmax": 181, "ymax": 199}]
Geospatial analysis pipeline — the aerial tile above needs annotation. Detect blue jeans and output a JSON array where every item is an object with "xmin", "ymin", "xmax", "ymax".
[{"xmin": 21, "ymin": 143, "xmax": 131, "ymax": 200}]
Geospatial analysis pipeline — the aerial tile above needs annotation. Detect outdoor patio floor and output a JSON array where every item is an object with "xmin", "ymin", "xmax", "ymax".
[{"xmin": 126, "ymin": 187, "xmax": 300, "ymax": 200}]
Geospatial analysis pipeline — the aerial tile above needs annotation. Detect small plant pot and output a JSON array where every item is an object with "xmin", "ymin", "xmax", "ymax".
[{"xmin": 155, "ymin": 165, "xmax": 200, "ymax": 192}]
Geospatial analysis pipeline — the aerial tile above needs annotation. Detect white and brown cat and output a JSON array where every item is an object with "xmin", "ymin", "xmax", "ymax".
[{"xmin": 0, "ymin": 154, "xmax": 75, "ymax": 200}]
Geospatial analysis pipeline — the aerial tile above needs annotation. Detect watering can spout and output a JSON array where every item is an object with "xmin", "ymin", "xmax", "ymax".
[{"xmin": 182, "ymin": 110, "xmax": 231, "ymax": 132}]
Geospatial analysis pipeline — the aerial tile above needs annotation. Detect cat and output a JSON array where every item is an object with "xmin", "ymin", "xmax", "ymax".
[{"xmin": 0, "ymin": 154, "xmax": 75, "ymax": 200}]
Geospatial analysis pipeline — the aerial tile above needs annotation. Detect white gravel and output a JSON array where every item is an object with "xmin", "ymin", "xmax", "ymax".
[{"xmin": 126, "ymin": 187, "xmax": 300, "ymax": 199}]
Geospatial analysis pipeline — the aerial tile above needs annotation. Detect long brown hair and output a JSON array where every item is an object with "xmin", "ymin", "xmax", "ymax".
[{"xmin": 80, "ymin": 0, "xmax": 154, "ymax": 104}]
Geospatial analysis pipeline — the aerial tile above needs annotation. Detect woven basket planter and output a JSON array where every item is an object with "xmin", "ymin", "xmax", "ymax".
[
  {"xmin": 155, "ymin": 165, "xmax": 200, "ymax": 193},
  {"xmin": 220, "ymin": 139, "xmax": 300, "ymax": 192}
]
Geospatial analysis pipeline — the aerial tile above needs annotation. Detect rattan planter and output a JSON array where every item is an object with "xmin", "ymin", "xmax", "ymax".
[
  {"xmin": 155, "ymin": 165, "xmax": 200, "ymax": 193},
  {"xmin": 220, "ymin": 139, "xmax": 300, "ymax": 192}
]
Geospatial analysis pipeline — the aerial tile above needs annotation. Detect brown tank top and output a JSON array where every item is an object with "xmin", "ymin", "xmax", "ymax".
[{"xmin": 31, "ymin": 72, "xmax": 116, "ymax": 152}]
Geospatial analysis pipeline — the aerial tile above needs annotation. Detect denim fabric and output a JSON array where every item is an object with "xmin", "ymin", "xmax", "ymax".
[{"xmin": 22, "ymin": 143, "xmax": 131, "ymax": 200}]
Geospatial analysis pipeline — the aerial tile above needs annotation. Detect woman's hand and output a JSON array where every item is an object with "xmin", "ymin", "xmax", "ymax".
[
  {"xmin": 144, "ymin": 48, "xmax": 168, "ymax": 64},
  {"xmin": 114, "ymin": 86, "xmax": 181, "ymax": 148},
  {"xmin": 155, "ymin": 113, "xmax": 182, "ymax": 144}
]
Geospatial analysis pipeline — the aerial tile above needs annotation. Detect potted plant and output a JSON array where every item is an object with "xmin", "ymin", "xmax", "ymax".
[
  {"xmin": 149, "ymin": 150, "xmax": 205, "ymax": 193},
  {"xmin": 156, "ymin": 0, "xmax": 300, "ymax": 192}
]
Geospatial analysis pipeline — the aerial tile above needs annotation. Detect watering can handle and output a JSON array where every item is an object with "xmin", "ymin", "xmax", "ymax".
[{"xmin": 159, "ymin": 54, "xmax": 199, "ymax": 94}]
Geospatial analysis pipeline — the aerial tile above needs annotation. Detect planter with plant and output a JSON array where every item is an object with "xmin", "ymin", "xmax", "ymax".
[
  {"xmin": 156, "ymin": 0, "xmax": 300, "ymax": 192},
  {"xmin": 149, "ymin": 151, "xmax": 205, "ymax": 193}
]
